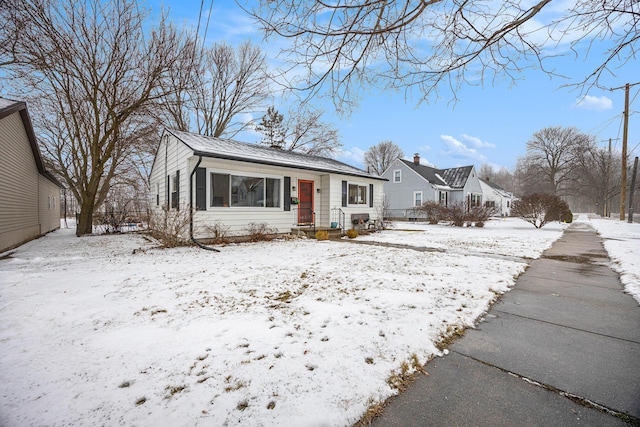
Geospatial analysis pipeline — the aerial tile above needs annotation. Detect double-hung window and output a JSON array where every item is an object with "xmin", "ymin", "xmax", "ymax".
[
  {"xmin": 348, "ymin": 183, "xmax": 368, "ymax": 205},
  {"xmin": 414, "ymin": 191, "xmax": 423, "ymax": 207}
]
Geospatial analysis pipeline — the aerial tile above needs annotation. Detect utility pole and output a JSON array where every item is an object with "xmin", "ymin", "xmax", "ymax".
[{"xmin": 621, "ymin": 83, "xmax": 629, "ymax": 220}]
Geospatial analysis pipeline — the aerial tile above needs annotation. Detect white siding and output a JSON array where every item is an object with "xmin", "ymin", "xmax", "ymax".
[
  {"xmin": 149, "ymin": 132, "xmax": 385, "ymax": 238},
  {"xmin": 38, "ymin": 175, "xmax": 61, "ymax": 234},
  {"xmin": 0, "ymin": 111, "xmax": 41, "ymax": 251}
]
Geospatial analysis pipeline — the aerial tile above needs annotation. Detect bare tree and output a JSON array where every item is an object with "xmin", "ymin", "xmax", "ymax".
[
  {"xmin": 573, "ymin": 145, "xmax": 622, "ymax": 216},
  {"xmin": 364, "ymin": 141, "xmax": 405, "ymax": 175},
  {"xmin": 247, "ymin": 1, "xmax": 638, "ymax": 109},
  {"xmin": 524, "ymin": 127, "xmax": 594, "ymax": 197},
  {"xmin": 479, "ymin": 164, "xmax": 516, "ymax": 193},
  {"xmin": 161, "ymin": 41, "xmax": 270, "ymax": 138},
  {"xmin": 284, "ymin": 107, "xmax": 341, "ymax": 156},
  {"xmin": 256, "ymin": 105, "xmax": 341, "ymax": 155},
  {"xmin": 1, "ymin": 0, "xmax": 193, "ymax": 235}
]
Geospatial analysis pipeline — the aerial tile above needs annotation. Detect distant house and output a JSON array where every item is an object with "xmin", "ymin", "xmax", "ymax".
[
  {"xmin": 479, "ymin": 178, "xmax": 513, "ymax": 217},
  {"xmin": 0, "ymin": 98, "xmax": 63, "ymax": 252},
  {"xmin": 148, "ymin": 129, "xmax": 385, "ymax": 239},
  {"xmin": 381, "ymin": 154, "xmax": 483, "ymax": 219}
]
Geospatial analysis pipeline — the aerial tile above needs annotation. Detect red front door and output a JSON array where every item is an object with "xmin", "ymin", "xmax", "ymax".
[{"xmin": 298, "ymin": 180, "xmax": 314, "ymax": 224}]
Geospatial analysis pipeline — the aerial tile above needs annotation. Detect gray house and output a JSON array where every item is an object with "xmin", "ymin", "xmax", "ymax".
[
  {"xmin": 381, "ymin": 154, "xmax": 483, "ymax": 219},
  {"xmin": 148, "ymin": 129, "xmax": 386, "ymax": 238},
  {"xmin": 0, "ymin": 98, "xmax": 63, "ymax": 252}
]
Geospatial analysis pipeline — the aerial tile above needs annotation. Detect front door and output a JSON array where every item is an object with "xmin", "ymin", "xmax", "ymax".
[{"xmin": 298, "ymin": 180, "xmax": 314, "ymax": 224}]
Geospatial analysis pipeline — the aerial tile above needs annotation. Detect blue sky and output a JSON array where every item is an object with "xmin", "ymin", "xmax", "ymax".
[{"xmin": 156, "ymin": 0, "xmax": 639, "ymax": 171}]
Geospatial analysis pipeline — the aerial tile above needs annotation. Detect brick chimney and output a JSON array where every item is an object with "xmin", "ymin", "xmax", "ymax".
[{"xmin": 413, "ymin": 153, "xmax": 420, "ymax": 165}]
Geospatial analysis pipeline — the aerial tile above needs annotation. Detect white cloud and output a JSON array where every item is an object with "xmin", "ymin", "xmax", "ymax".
[
  {"xmin": 335, "ymin": 147, "xmax": 366, "ymax": 167},
  {"xmin": 574, "ymin": 95, "xmax": 613, "ymax": 111},
  {"xmin": 461, "ymin": 134, "xmax": 496, "ymax": 149},
  {"xmin": 440, "ymin": 134, "xmax": 486, "ymax": 162}
]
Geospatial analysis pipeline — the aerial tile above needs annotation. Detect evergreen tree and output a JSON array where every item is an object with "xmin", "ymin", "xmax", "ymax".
[{"xmin": 256, "ymin": 106, "xmax": 285, "ymax": 149}]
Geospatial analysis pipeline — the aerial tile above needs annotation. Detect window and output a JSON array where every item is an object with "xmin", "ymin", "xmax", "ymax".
[
  {"xmin": 48, "ymin": 195, "xmax": 51, "ymax": 209},
  {"xmin": 211, "ymin": 173, "xmax": 230, "ymax": 207},
  {"xmin": 171, "ymin": 171, "xmax": 180, "ymax": 209},
  {"xmin": 348, "ymin": 183, "xmax": 367, "ymax": 205},
  {"xmin": 393, "ymin": 170, "xmax": 401, "ymax": 183},
  {"xmin": 507, "ymin": 201, "xmax": 511, "ymax": 208},
  {"xmin": 470, "ymin": 193, "xmax": 481, "ymax": 207},
  {"xmin": 439, "ymin": 191, "xmax": 448, "ymax": 206},
  {"xmin": 156, "ymin": 182, "xmax": 160, "ymax": 206},
  {"xmin": 211, "ymin": 173, "xmax": 280, "ymax": 208},
  {"xmin": 414, "ymin": 191, "xmax": 423, "ymax": 207},
  {"xmin": 485, "ymin": 200, "xmax": 496, "ymax": 208}
]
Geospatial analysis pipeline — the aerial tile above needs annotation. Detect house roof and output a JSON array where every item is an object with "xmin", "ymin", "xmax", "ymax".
[
  {"xmin": 167, "ymin": 129, "xmax": 386, "ymax": 181},
  {"xmin": 0, "ymin": 98, "xmax": 64, "ymax": 188},
  {"xmin": 400, "ymin": 159, "xmax": 473, "ymax": 189},
  {"xmin": 480, "ymin": 178, "xmax": 512, "ymax": 196}
]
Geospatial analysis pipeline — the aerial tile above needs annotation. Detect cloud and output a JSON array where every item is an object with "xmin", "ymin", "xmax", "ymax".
[
  {"xmin": 335, "ymin": 147, "xmax": 366, "ymax": 167},
  {"xmin": 460, "ymin": 134, "xmax": 496, "ymax": 149},
  {"xmin": 440, "ymin": 134, "xmax": 487, "ymax": 162},
  {"xmin": 574, "ymin": 95, "xmax": 613, "ymax": 111}
]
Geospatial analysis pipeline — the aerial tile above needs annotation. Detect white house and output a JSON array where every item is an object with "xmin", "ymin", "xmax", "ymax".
[
  {"xmin": 148, "ymin": 129, "xmax": 386, "ymax": 239},
  {"xmin": 381, "ymin": 154, "xmax": 483, "ymax": 219},
  {"xmin": 479, "ymin": 178, "xmax": 513, "ymax": 216},
  {"xmin": 0, "ymin": 98, "xmax": 63, "ymax": 252}
]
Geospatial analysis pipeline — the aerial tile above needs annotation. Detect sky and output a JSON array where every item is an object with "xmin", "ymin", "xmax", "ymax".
[{"xmin": 154, "ymin": 0, "xmax": 639, "ymax": 171}]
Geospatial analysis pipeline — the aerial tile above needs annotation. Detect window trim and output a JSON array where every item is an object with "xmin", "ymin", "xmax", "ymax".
[
  {"xmin": 347, "ymin": 181, "xmax": 369, "ymax": 206},
  {"xmin": 207, "ymin": 168, "xmax": 283, "ymax": 210},
  {"xmin": 393, "ymin": 169, "xmax": 401, "ymax": 183},
  {"xmin": 413, "ymin": 191, "xmax": 423, "ymax": 207}
]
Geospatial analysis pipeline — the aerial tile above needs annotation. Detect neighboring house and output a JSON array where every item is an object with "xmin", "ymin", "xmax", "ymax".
[
  {"xmin": 0, "ymin": 98, "xmax": 63, "ymax": 252},
  {"xmin": 381, "ymin": 154, "xmax": 483, "ymax": 219},
  {"xmin": 148, "ymin": 129, "xmax": 385, "ymax": 238},
  {"xmin": 479, "ymin": 178, "xmax": 513, "ymax": 217}
]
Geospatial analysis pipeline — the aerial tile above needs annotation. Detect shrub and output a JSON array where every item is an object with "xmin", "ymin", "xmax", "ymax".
[
  {"xmin": 418, "ymin": 201, "xmax": 445, "ymax": 224},
  {"xmin": 512, "ymin": 193, "xmax": 573, "ymax": 228},
  {"xmin": 148, "ymin": 204, "xmax": 192, "ymax": 247},
  {"xmin": 444, "ymin": 202, "xmax": 467, "ymax": 227},
  {"xmin": 205, "ymin": 221, "xmax": 230, "ymax": 244},
  {"xmin": 245, "ymin": 222, "xmax": 277, "ymax": 242},
  {"xmin": 345, "ymin": 228, "xmax": 358, "ymax": 238},
  {"xmin": 314, "ymin": 230, "xmax": 329, "ymax": 240},
  {"xmin": 466, "ymin": 205, "xmax": 497, "ymax": 227}
]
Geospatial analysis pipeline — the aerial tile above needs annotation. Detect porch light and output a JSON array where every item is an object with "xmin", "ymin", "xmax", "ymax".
[{"xmin": 317, "ymin": 188, "xmax": 321, "ymax": 193}]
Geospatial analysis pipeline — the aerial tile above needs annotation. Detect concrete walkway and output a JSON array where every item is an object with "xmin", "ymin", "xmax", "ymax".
[{"xmin": 372, "ymin": 222, "xmax": 640, "ymax": 426}]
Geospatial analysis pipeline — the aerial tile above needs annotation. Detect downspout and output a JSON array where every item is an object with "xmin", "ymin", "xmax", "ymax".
[{"xmin": 190, "ymin": 156, "xmax": 220, "ymax": 252}]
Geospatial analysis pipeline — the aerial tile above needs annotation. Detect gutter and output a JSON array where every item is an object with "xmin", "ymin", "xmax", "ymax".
[{"xmin": 189, "ymin": 155, "xmax": 220, "ymax": 252}]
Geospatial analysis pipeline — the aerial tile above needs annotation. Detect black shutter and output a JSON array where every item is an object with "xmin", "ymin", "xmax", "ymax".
[
  {"xmin": 341, "ymin": 181, "xmax": 347, "ymax": 207},
  {"xmin": 175, "ymin": 170, "xmax": 180, "ymax": 210},
  {"xmin": 166, "ymin": 175, "xmax": 170, "ymax": 208},
  {"xmin": 195, "ymin": 168, "xmax": 206, "ymax": 210},
  {"xmin": 284, "ymin": 177, "xmax": 291, "ymax": 211},
  {"xmin": 369, "ymin": 184, "xmax": 374, "ymax": 207}
]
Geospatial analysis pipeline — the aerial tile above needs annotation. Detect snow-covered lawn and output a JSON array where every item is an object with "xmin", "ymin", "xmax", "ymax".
[
  {"xmin": 0, "ymin": 215, "xmax": 635, "ymax": 426},
  {"xmin": 589, "ymin": 216, "xmax": 640, "ymax": 304}
]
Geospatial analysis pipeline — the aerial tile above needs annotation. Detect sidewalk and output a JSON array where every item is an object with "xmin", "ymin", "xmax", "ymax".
[{"xmin": 372, "ymin": 221, "xmax": 640, "ymax": 426}]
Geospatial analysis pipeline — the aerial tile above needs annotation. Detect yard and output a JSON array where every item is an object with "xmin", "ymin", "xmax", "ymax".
[{"xmin": 0, "ymin": 216, "xmax": 637, "ymax": 426}]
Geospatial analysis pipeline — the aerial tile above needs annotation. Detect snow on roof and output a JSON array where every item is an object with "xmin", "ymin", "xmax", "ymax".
[
  {"xmin": 401, "ymin": 159, "xmax": 472, "ymax": 188},
  {"xmin": 167, "ymin": 129, "xmax": 384, "ymax": 180},
  {"xmin": 0, "ymin": 97, "xmax": 22, "ymax": 118}
]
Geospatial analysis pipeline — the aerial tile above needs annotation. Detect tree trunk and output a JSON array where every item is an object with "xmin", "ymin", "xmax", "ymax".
[{"xmin": 76, "ymin": 199, "xmax": 95, "ymax": 236}]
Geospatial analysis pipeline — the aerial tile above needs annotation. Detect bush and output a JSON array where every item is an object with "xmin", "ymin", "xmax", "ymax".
[
  {"xmin": 345, "ymin": 228, "xmax": 358, "ymax": 239},
  {"xmin": 512, "ymin": 193, "xmax": 573, "ymax": 228},
  {"xmin": 148, "ymin": 204, "xmax": 192, "ymax": 247},
  {"xmin": 315, "ymin": 230, "xmax": 329, "ymax": 240},
  {"xmin": 417, "ymin": 201, "xmax": 445, "ymax": 224},
  {"xmin": 205, "ymin": 220, "xmax": 230, "ymax": 244},
  {"xmin": 245, "ymin": 222, "xmax": 277, "ymax": 242}
]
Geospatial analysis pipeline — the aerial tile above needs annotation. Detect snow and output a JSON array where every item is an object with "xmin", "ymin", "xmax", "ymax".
[
  {"xmin": 0, "ymin": 215, "xmax": 636, "ymax": 426},
  {"xmin": 587, "ymin": 215, "xmax": 640, "ymax": 304}
]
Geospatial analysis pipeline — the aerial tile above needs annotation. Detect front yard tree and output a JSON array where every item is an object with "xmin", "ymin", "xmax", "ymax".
[
  {"xmin": 512, "ymin": 193, "xmax": 573, "ymax": 228},
  {"xmin": 364, "ymin": 141, "xmax": 405, "ymax": 175},
  {"xmin": 248, "ymin": 1, "xmax": 638, "ymax": 109},
  {"xmin": 1, "ymin": 0, "xmax": 193, "ymax": 236}
]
